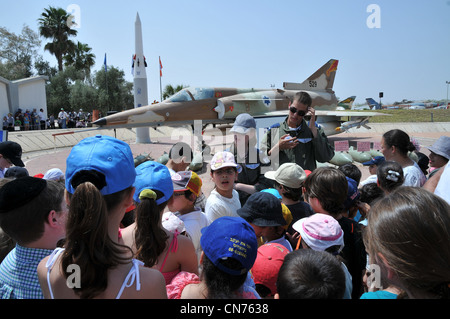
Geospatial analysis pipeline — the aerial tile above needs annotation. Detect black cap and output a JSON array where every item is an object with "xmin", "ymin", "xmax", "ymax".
[
  {"xmin": 4, "ymin": 167, "xmax": 29, "ymax": 179},
  {"xmin": 0, "ymin": 177, "xmax": 47, "ymax": 213},
  {"xmin": 237, "ymin": 192, "xmax": 286, "ymax": 227},
  {"xmin": 0, "ymin": 141, "xmax": 25, "ymax": 167}
]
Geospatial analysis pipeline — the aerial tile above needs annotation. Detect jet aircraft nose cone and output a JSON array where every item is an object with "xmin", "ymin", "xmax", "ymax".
[{"xmin": 93, "ymin": 118, "xmax": 107, "ymax": 126}]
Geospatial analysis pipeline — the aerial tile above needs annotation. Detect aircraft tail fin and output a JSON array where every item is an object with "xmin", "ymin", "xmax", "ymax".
[
  {"xmin": 338, "ymin": 96, "xmax": 356, "ymax": 110},
  {"xmin": 366, "ymin": 98, "xmax": 381, "ymax": 110},
  {"xmin": 283, "ymin": 59, "xmax": 338, "ymax": 92}
]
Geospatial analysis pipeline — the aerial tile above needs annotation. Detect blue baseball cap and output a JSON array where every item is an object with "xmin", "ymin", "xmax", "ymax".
[
  {"xmin": 65, "ymin": 135, "xmax": 136, "ymax": 195},
  {"xmin": 344, "ymin": 177, "xmax": 360, "ymax": 210},
  {"xmin": 133, "ymin": 161, "xmax": 174, "ymax": 205},
  {"xmin": 362, "ymin": 156, "xmax": 385, "ymax": 166},
  {"xmin": 261, "ymin": 188, "xmax": 282, "ymax": 200},
  {"xmin": 200, "ymin": 216, "xmax": 258, "ymax": 276},
  {"xmin": 230, "ymin": 113, "xmax": 256, "ymax": 134}
]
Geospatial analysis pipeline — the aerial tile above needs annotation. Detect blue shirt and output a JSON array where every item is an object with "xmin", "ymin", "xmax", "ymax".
[
  {"xmin": 360, "ymin": 290, "xmax": 398, "ymax": 299},
  {"xmin": 0, "ymin": 244, "xmax": 53, "ymax": 299}
]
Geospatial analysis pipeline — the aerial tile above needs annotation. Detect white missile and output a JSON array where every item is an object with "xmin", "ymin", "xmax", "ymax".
[
  {"xmin": 133, "ymin": 12, "xmax": 151, "ymax": 143},
  {"xmin": 335, "ymin": 118, "xmax": 371, "ymax": 132}
]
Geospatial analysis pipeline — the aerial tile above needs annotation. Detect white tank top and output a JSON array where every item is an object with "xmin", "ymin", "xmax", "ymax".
[{"xmin": 45, "ymin": 247, "xmax": 144, "ymax": 299}]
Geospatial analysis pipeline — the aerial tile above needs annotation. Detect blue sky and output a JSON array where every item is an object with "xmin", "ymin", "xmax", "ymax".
[{"xmin": 1, "ymin": 0, "xmax": 449, "ymax": 105}]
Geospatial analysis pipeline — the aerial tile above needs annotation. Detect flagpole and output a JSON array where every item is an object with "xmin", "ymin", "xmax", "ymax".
[
  {"xmin": 104, "ymin": 53, "xmax": 109, "ymax": 111},
  {"xmin": 159, "ymin": 56, "xmax": 162, "ymax": 102}
]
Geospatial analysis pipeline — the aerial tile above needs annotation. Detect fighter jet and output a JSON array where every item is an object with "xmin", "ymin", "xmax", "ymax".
[
  {"xmin": 93, "ymin": 59, "xmax": 385, "ymax": 136},
  {"xmin": 366, "ymin": 98, "xmax": 383, "ymax": 110}
]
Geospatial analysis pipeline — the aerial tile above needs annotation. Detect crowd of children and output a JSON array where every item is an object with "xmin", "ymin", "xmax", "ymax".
[{"xmin": 0, "ymin": 118, "xmax": 449, "ymax": 300}]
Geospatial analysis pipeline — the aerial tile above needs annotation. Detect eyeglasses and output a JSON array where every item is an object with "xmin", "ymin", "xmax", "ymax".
[
  {"xmin": 3, "ymin": 157, "xmax": 12, "ymax": 165},
  {"xmin": 289, "ymin": 106, "xmax": 307, "ymax": 117}
]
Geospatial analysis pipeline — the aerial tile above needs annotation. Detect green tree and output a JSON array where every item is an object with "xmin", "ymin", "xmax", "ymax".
[
  {"xmin": 38, "ymin": 6, "xmax": 77, "ymax": 72},
  {"xmin": 45, "ymin": 64, "xmax": 133, "ymax": 117},
  {"xmin": 69, "ymin": 80, "xmax": 98, "ymax": 111},
  {"xmin": 93, "ymin": 66, "xmax": 134, "ymax": 113},
  {"xmin": 45, "ymin": 69, "xmax": 71, "ymax": 115},
  {"xmin": 34, "ymin": 56, "xmax": 58, "ymax": 79},
  {"xmin": 0, "ymin": 25, "xmax": 41, "ymax": 80},
  {"xmin": 45, "ymin": 66, "xmax": 86, "ymax": 114},
  {"xmin": 64, "ymin": 41, "xmax": 95, "ymax": 79},
  {"xmin": 162, "ymin": 84, "xmax": 186, "ymax": 100}
]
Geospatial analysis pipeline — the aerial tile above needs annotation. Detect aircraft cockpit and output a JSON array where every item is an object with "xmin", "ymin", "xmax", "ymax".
[{"xmin": 168, "ymin": 87, "xmax": 215, "ymax": 102}]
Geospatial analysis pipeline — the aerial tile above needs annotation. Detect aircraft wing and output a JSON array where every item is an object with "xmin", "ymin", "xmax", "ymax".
[
  {"xmin": 252, "ymin": 110, "xmax": 386, "ymax": 118},
  {"xmin": 237, "ymin": 108, "xmax": 386, "ymax": 119},
  {"xmin": 315, "ymin": 110, "xmax": 386, "ymax": 117},
  {"xmin": 231, "ymin": 99, "xmax": 285, "ymax": 102},
  {"xmin": 251, "ymin": 110, "xmax": 289, "ymax": 118}
]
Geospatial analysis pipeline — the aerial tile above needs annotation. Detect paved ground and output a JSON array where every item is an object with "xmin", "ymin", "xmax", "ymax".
[{"xmin": 8, "ymin": 122, "xmax": 450, "ymax": 198}]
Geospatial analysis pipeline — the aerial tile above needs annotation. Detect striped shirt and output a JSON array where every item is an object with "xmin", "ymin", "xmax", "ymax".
[{"xmin": 0, "ymin": 244, "xmax": 53, "ymax": 299}]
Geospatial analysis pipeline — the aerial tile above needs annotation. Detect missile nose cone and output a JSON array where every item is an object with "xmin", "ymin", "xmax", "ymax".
[
  {"xmin": 93, "ymin": 117, "xmax": 107, "ymax": 126},
  {"xmin": 136, "ymin": 12, "xmax": 141, "ymax": 24}
]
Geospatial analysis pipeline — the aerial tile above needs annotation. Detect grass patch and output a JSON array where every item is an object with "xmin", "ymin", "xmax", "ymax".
[{"xmin": 348, "ymin": 109, "xmax": 450, "ymax": 123}]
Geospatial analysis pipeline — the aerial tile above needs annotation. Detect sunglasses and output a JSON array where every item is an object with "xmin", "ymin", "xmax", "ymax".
[{"xmin": 289, "ymin": 106, "xmax": 307, "ymax": 117}]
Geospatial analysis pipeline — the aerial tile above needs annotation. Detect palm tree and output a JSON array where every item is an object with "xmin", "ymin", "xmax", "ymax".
[
  {"xmin": 64, "ymin": 41, "xmax": 96, "ymax": 79},
  {"xmin": 162, "ymin": 84, "xmax": 186, "ymax": 100},
  {"xmin": 38, "ymin": 6, "xmax": 77, "ymax": 71}
]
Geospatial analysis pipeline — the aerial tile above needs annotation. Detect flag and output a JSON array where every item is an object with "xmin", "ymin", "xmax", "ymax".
[
  {"xmin": 104, "ymin": 53, "xmax": 107, "ymax": 72},
  {"xmin": 159, "ymin": 56, "xmax": 163, "ymax": 77}
]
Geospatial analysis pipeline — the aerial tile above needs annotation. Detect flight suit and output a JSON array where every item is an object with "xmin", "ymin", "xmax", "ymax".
[{"xmin": 260, "ymin": 117, "xmax": 335, "ymax": 171}]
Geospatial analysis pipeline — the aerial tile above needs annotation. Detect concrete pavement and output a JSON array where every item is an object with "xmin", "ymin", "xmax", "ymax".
[
  {"xmin": 8, "ymin": 122, "xmax": 450, "ymax": 155},
  {"xmin": 6, "ymin": 122, "xmax": 450, "ymax": 199}
]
